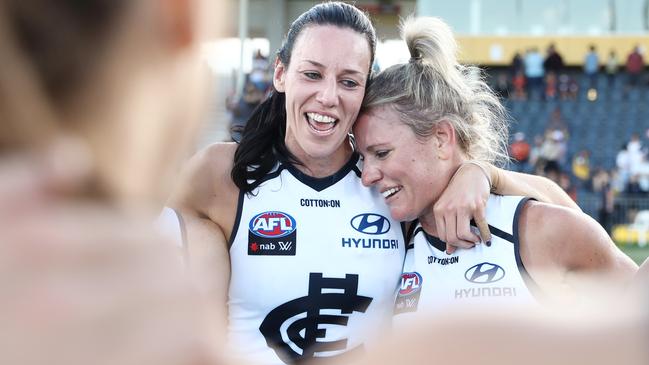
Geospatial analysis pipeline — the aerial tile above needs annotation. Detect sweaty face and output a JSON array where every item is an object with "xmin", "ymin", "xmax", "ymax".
[
  {"xmin": 274, "ymin": 25, "xmax": 371, "ymax": 171},
  {"xmin": 354, "ymin": 106, "xmax": 449, "ymax": 222}
]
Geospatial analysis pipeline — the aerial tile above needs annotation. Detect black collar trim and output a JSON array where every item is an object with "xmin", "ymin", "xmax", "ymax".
[{"xmin": 281, "ymin": 153, "xmax": 360, "ymax": 192}]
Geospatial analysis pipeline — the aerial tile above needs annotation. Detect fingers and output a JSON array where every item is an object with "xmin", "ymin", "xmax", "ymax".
[
  {"xmin": 435, "ymin": 202, "xmax": 480, "ymax": 252},
  {"xmin": 445, "ymin": 213, "xmax": 477, "ymax": 250},
  {"xmin": 456, "ymin": 211, "xmax": 481, "ymax": 244},
  {"xmin": 475, "ymin": 218, "xmax": 492, "ymax": 246},
  {"xmin": 445, "ymin": 243, "xmax": 457, "ymax": 255},
  {"xmin": 472, "ymin": 200, "xmax": 491, "ymax": 245}
]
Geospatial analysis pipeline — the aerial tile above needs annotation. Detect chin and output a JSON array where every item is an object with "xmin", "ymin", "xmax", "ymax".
[
  {"xmin": 389, "ymin": 207, "xmax": 414, "ymax": 223},
  {"xmin": 304, "ymin": 137, "xmax": 346, "ymax": 159}
]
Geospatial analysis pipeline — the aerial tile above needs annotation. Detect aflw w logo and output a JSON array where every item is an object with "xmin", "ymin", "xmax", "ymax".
[{"xmin": 279, "ymin": 242, "xmax": 292, "ymax": 251}]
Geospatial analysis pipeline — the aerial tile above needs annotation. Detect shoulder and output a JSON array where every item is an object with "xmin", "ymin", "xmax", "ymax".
[
  {"xmin": 518, "ymin": 200, "xmax": 637, "ymax": 276},
  {"xmin": 519, "ymin": 200, "xmax": 604, "ymax": 257},
  {"xmin": 190, "ymin": 142, "xmax": 237, "ymax": 174},
  {"xmin": 168, "ymin": 142, "xmax": 239, "ymax": 223}
]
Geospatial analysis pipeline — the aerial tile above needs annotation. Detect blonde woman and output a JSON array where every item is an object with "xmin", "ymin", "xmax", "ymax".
[{"xmin": 354, "ymin": 17, "xmax": 638, "ymax": 318}]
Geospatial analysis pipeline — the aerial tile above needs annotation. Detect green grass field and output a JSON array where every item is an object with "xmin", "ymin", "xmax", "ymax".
[{"xmin": 618, "ymin": 244, "xmax": 649, "ymax": 265}]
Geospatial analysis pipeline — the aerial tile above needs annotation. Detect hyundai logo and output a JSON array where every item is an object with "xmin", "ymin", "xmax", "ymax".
[
  {"xmin": 464, "ymin": 262, "xmax": 505, "ymax": 284},
  {"xmin": 350, "ymin": 213, "xmax": 391, "ymax": 235}
]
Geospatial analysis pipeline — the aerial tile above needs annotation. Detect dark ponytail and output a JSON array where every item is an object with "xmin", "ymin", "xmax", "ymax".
[
  {"xmin": 231, "ymin": 1, "xmax": 376, "ymax": 193},
  {"xmin": 231, "ymin": 90, "xmax": 297, "ymax": 192}
]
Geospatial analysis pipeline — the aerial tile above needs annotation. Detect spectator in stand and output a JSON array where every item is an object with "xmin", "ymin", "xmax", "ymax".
[
  {"xmin": 547, "ymin": 106, "xmax": 569, "ymax": 137},
  {"xmin": 512, "ymin": 70, "xmax": 527, "ymax": 100},
  {"xmin": 524, "ymin": 47, "xmax": 544, "ymax": 100},
  {"xmin": 616, "ymin": 142, "xmax": 631, "ymax": 191},
  {"xmin": 584, "ymin": 45, "xmax": 600, "ymax": 93},
  {"xmin": 625, "ymin": 45, "xmax": 644, "ymax": 93},
  {"xmin": 559, "ymin": 172, "xmax": 577, "ymax": 202},
  {"xmin": 545, "ymin": 72, "xmax": 557, "ymax": 100},
  {"xmin": 250, "ymin": 49, "xmax": 271, "ymax": 91},
  {"xmin": 609, "ymin": 168, "xmax": 626, "ymax": 194},
  {"xmin": 628, "ymin": 133, "xmax": 646, "ymax": 179},
  {"xmin": 626, "ymin": 174, "xmax": 645, "ymax": 196},
  {"xmin": 543, "ymin": 44, "xmax": 564, "ymax": 100},
  {"xmin": 544, "ymin": 43, "xmax": 565, "ymax": 75},
  {"xmin": 572, "ymin": 149, "xmax": 591, "ymax": 189},
  {"xmin": 540, "ymin": 129, "xmax": 566, "ymax": 173},
  {"xmin": 492, "ymin": 73, "xmax": 511, "ymax": 99},
  {"xmin": 228, "ymin": 80, "xmax": 266, "ymax": 142},
  {"xmin": 592, "ymin": 168, "xmax": 615, "ymax": 234},
  {"xmin": 605, "ymin": 49, "xmax": 619, "ymax": 88},
  {"xmin": 509, "ymin": 132, "xmax": 531, "ymax": 172},
  {"xmin": 558, "ymin": 73, "xmax": 578, "ymax": 101},
  {"xmin": 635, "ymin": 154, "xmax": 649, "ymax": 193},
  {"xmin": 511, "ymin": 51, "xmax": 524, "ymax": 76},
  {"xmin": 529, "ymin": 134, "xmax": 545, "ymax": 172}
]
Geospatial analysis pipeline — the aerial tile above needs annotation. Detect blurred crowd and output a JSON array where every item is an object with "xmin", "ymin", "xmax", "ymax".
[
  {"xmin": 225, "ymin": 50, "xmax": 273, "ymax": 141},
  {"xmin": 493, "ymin": 44, "xmax": 645, "ymax": 102},
  {"xmin": 510, "ymin": 125, "xmax": 649, "ymax": 233}
]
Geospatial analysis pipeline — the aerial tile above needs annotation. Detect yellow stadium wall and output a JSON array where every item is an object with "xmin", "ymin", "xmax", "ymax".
[{"xmin": 455, "ymin": 36, "xmax": 649, "ymax": 66}]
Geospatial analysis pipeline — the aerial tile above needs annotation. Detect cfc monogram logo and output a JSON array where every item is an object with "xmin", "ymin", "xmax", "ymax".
[{"xmin": 259, "ymin": 273, "xmax": 373, "ymax": 364}]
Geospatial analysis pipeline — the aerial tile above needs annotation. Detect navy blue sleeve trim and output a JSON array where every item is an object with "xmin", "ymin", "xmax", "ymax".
[
  {"xmin": 227, "ymin": 189, "xmax": 245, "ymax": 250},
  {"xmin": 172, "ymin": 208, "xmax": 190, "ymax": 266},
  {"xmin": 513, "ymin": 197, "xmax": 542, "ymax": 295},
  {"xmin": 469, "ymin": 218, "xmax": 514, "ymax": 243}
]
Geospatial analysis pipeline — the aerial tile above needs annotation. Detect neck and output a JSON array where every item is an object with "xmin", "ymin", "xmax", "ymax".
[{"xmin": 290, "ymin": 140, "xmax": 354, "ymax": 178}]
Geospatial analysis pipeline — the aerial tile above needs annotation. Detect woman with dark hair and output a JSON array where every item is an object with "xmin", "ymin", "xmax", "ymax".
[{"xmin": 168, "ymin": 2, "xmax": 578, "ymax": 363}]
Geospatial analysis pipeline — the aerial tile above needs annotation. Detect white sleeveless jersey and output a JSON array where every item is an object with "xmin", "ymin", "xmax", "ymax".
[
  {"xmin": 394, "ymin": 195, "xmax": 538, "ymax": 325},
  {"xmin": 227, "ymin": 155, "xmax": 405, "ymax": 364}
]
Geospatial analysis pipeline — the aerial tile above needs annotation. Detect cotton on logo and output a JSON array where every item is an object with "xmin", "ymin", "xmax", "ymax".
[
  {"xmin": 249, "ymin": 211, "xmax": 296, "ymax": 238},
  {"xmin": 398, "ymin": 272, "xmax": 423, "ymax": 296}
]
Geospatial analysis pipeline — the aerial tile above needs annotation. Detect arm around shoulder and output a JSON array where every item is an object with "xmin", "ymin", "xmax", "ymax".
[{"xmin": 491, "ymin": 167, "xmax": 580, "ymax": 210}]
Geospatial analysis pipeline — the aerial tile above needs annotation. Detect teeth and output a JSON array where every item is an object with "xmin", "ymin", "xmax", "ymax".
[
  {"xmin": 307, "ymin": 112, "xmax": 336, "ymax": 124},
  {"xmin": 382, "ymin": 187, "xmax": 401, "ymax": 198}
]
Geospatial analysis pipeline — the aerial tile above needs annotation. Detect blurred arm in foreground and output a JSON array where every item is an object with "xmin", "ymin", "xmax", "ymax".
[{"xmin": 0, "ymin": 0, "xmax": 230, "ymax": 363}]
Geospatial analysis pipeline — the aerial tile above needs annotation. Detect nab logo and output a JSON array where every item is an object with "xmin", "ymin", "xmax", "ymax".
[
  {"xmin": 464, "ymin": 262, "xmax": 505, "ymax": 284},
  {"xmin": 249, "ymin": 211, "xmax": 296, "ymax": 238},
  {"xmin": 398, "ymin": 272, "xmax": 423, "ymax": 296},
  {"xmin": 350, "ymin": 213, "xmax": 391, "ymax": 235}
]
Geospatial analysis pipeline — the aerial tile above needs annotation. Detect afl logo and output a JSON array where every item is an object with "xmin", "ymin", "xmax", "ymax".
[
  {"xmin": 398, "ymin": 272, "xmax": 423, "ymax": 296},
  {"xmin": 350, "ymin": 213, "xmax": 391, "ymax": 235},
  {"xmin": 464, "ymin": 262, "xmax": 505, "ymax": 284},
  {"xmin": 249, "ymin": 211, "xmax": 296, "ymax": 238}
]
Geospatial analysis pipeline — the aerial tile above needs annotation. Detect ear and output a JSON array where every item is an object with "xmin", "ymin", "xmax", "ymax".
[
  {"xmin": 273, "ymin": 58, "xmax": 287, "ymax": 92},
  {"xmin": 160, "ymin": 0, "xmax": 194, "ymax": 50},
  {"xmin": 433, "ymin": 120, "xmax": 458, "ymax": 160}
]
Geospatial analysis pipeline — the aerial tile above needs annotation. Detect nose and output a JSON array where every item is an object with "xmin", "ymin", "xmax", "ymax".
[
  {"xmin": 361, "ymin": 161, "xmax": 382, "ymax": 187},
  {"xmin": 316, "ymin": 77, "xmax": 339, "ymax": 108}
]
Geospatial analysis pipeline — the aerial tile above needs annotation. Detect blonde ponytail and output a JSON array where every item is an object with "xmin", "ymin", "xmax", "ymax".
[{"xmin": 363, "ymin": 16, "xmax": 509, "ymax": 166}]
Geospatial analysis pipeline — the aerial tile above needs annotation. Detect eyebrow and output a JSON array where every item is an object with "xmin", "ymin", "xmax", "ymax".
[{"xmin": 303, "ymin": 60, "xmax": 366, "ymax": 76}]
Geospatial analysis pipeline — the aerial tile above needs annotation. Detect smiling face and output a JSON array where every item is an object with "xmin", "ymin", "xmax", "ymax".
[
  {"xmin": 354, "ymin": 105, "xmax": 457, "ymax": 222},
  {"xmin": 273, "ymin": 25, "xmax": 371, "ymax": 174}
]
